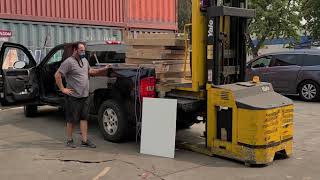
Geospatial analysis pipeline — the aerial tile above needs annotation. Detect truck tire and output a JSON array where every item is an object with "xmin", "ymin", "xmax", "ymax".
[
  {"xmin": 24, "ymin": 105, "xmax": 38, "ymax": 117},
  {"xmin": 98, "ymin": 100, "xmax": 128, "ymax": 142},
  {"xmin": 299, "ymin": 80, "xmax": 320, "ymax": 102}
]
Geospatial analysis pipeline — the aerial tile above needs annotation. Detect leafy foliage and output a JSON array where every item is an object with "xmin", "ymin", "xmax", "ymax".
[
  {"xmin": 247, "ymin": 0, "xmax": 301, "ymax": 57},
  {"xmin": 178, "ymin": 0, "xmax": 192, "ymax": 32},
  {"xmin": 301, "ymin": 0, "xmax": 320, "ymax": 40},
  {"xmin": 177, "ymin": 0, "xmax": 301, "ymax": 56}
]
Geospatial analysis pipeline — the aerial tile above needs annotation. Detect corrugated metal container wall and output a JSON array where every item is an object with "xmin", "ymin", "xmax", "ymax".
[
  {"xmin": 0, "ymin": 0, "xmax": 177, "ymax": 30},
  {"xmin": 0, "ymin": 0, "xmax": 125, "ymax": 27},
  {"xmin": 0, "ymin": 20, "xmax": 123, "ymax": 63},
  {"xmin": 127, "ymin": 0, "xmax": 178, "ymax": 30}
]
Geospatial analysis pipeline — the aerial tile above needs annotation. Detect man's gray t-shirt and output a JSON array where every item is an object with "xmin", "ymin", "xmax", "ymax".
[{"xmin": 58, "ymin": 56, "xmax": 90, "ymax": 98}]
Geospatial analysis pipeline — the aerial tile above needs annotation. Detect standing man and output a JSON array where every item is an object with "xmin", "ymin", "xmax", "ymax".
[{"xmin": 55, "ymin": 42, "xmax": 109, "ymax": 148}]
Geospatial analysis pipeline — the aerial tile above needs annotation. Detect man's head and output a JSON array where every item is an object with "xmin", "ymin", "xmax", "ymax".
[{"xmin": 72, "ymin": 42, "xmax": 86, "ymax": 59}]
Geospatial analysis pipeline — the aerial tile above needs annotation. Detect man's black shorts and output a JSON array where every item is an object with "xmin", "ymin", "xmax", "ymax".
[{"xmin": 65, "ymin": 96, "xmax": 89, "ymax": 123}]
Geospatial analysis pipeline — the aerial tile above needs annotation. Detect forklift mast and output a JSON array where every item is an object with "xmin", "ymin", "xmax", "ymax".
[{"xmin": 190, "ymin": 0, "xmax": 255, "ymax": 87}]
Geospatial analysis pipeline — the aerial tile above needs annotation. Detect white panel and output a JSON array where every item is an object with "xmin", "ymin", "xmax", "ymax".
[{"xmin": 140, "ymin": 98, "xmax": 177, "ymax": 158}]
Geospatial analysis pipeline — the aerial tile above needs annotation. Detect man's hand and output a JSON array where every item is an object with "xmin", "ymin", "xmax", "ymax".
[
  {"xmin": 62, "ymin": 88, "xmax": 73, "ymax": 95},
  {"xmin": 55, "ymin": 71, "xmax": 72, "ymax": 95},
  {"xmin": 105, "ymin": 64, "xmax": 112, "ymax": 69}
]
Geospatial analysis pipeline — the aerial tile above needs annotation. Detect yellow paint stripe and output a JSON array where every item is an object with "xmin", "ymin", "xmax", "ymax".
[{"xmin": 92, "ymin": 167, "xmax": 111, "ymax": 180}]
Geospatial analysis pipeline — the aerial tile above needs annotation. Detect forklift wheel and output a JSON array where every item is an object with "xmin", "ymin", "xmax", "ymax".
[{"xmin": 24, "ymin": 105, "xmax": 38, "ymax": 117}]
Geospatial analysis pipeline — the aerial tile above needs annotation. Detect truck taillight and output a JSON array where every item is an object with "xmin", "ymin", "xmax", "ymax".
[
  {"xmin": 106, "ymin": 40, "xmax": 121, "ymax": 44},
  {"xmin": 140, "ymin": 77, "xmax": 156, "ymax": 98}
]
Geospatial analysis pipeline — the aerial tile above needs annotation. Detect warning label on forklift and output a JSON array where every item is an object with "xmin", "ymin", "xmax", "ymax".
[{"xmin": 263, "ymin": 110, "xmax": 280, "ymax": 135}]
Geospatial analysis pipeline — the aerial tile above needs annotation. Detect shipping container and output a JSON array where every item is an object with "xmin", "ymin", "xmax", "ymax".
[
  {"xmin": 126, "ymin": 0, "xmax": 178, "ymax": 30},
  {"xmin": 0, "ymin": 0, "xmax": 125, "ymax": 27},
  {"xmin": 0, "ymin": 19, "xmax": 123, "ymax": 63},
  {"xmin": 0, "ymin": 0, "xmax": 178, "ymax": 31}
]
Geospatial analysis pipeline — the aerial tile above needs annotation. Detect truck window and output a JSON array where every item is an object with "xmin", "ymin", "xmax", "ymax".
[
  {"xmin": 251, "ymin": 56, "xmax": 272, "ymax": 68},
  {"xmin": 303, "ymin": 55, "xmax": 320, "ymax": 66},
  {"xmin": 2, "ymin": 47, "xmax": 34, "ymax": 69},
  {"xmin": 87, "ymin": 51, "xmax": 125, "ymax": 65},
  {"xmin": 47, "ymin": 49, "xmax": 64, "ymax": 65},
  {"xmin": 271, "ymin": 54, "xmax": 300, "ymax": 67}
]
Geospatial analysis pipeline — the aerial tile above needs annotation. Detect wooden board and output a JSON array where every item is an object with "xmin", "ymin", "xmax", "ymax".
[
  {"xmin": 158, "ymin": 78, "xmax": 192, "ymax": 84},
  {"xmin": 127, "ymin": 33, "xmax": 186, "ymax": 40},
  {"xmin": 126, "ymin": 52, "xmax": 185, "ymax": 60},
  {"xmin": 127, "ymin": 48, "xmax": 185, "ymax": 55},
  {"xmin": 129, "ymin": 45, "xmax": 185, "ymax": 50},
  {"xmin": 156, "ymin": 72, "xmax": 191, "ymax": 79},
  {"xmin": 127, "ymin": 39, "xmax": 185, "ymax": 47},
  {"xmin": 131, "ymin": 33, "xmax": 179, "ymax": 39},
  {"xmin": 126, "ymin": 63, "xmax": 191, "ymax": 74},
  {"xmin": 129, "ymin": 45, "xmax": 167, "ymax": 50},
  {"xmin": 126, "ymin": 58, "xmax": 189, "ymax": 64}
]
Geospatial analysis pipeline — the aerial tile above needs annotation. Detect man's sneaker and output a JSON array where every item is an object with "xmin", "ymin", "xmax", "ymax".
[
  {"xmin": 81, "ymin": 139, "xmax": 96, "ymax": 148},
  {"xmin": 66, "ymin": 139, "xmax": 77, "ymax": 148}
]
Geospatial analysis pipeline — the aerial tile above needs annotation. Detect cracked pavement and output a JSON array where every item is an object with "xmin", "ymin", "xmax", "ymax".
[{"xmin": 0, "ymin": 100, "xmax": 320, "ymax": 180}]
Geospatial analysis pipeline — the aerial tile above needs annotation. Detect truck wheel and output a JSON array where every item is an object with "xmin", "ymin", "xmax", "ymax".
[
  {"xmin": 299, "ymin": 80, "xmax": 320, "ymax": 101},
  {"xmin": 24, "ymin": 105, "xmax": 38, "ymax": 117},
  {"xmin": 98, "ymin": 100, "xmax": 128, "ymax": 142}
]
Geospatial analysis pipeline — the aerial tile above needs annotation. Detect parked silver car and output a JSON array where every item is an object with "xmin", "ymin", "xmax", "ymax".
[{"xmin": 246, "ymin": 50, "xmax": 320, "ymax": 101}]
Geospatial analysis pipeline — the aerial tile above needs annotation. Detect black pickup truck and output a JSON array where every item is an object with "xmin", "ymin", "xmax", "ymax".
[{"xmin": 0, "ymin": 42, "xmax": 156, "ymax": 142}]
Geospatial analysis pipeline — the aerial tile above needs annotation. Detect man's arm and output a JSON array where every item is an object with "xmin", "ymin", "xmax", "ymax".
[
  {"xmin": 89, "ymin": 65, "xmax": 111, "ymax": 77},
  {"xmin": 55, "ymin": 71, "xmax": 73, "ymax": 95}
]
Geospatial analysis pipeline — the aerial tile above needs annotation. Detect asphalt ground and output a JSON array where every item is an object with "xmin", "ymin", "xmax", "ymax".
[{"xmin": 0, "ymin": 99, "xmax": 319, "ymax": 180}]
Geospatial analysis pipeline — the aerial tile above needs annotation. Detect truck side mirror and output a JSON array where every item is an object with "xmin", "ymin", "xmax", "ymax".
[{"xmin": 13, "ymin": 61, "xmax": 27, "ymax": 69}]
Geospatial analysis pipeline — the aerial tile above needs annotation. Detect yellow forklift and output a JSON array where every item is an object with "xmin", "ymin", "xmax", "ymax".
[{"xmin": 164, "ymin": 0, "xmax": 294, "ymax": 165}]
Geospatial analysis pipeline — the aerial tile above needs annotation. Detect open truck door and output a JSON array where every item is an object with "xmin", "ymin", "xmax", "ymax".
[{"xmin": 0, "ymin": 42, "xmax": 39, "ymax": 106}]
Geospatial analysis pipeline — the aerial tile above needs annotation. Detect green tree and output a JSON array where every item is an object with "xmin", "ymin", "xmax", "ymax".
[
  {"xmin": 301, "ymin": 0, "xmax": 320, "ymax": 40},
  {"xmin": 247, "ymin": 0, "xmax": 301, "ymax": 57},
  {"xmin": 178, "ymin": 0, "xmax": 192, "ymax": 32}
]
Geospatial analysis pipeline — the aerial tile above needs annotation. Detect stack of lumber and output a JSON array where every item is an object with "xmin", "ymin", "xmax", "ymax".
[{"xmin": 125, "ymin": 33, "xmax": 191, "ymax": 83}]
